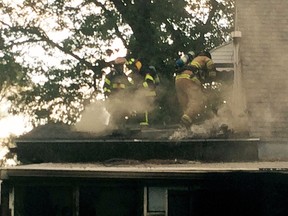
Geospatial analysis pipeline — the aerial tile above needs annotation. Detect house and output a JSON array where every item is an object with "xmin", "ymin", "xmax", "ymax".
[
  {"xmin": 2, "ymin": 1, "xmax": 288, "ymax": 215},
  {"xmin": 210, "ymin": 41, "xmax": 234, "ymax": 72},
  {"xmin": 235, "ymin": 0, "xmax": 288, "ymax": 160}
]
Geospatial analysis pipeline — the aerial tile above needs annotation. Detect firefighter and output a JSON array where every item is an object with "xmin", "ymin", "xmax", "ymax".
[
  {"xmin": 103, "ymin": 57, "xmax": 131, "ymax": 96},
  {"xmin": 103, "ymin": 57, "xmax": 134, "ymax": 129},
  {"xmin": 175, "ymin": 50, "xmax": 217, "ymax": 129},
  {"xmin": 131, "ymin": 58, "xmax": 160, "ymax": 126},
  {"xmin": 189, "ymin": 51, "xmax": 217, "ymax": 84}
]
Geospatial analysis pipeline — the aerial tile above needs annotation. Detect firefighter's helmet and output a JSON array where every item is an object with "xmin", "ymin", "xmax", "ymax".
[
  {"xmin": 135, "ymin": 59, "xmax": 142, "ymax": 71},
  {"xmin": 199, "ymin": 50, "xmax": 212, "ymax": 59},
  {"xmin": 114, "ymin": 57, "xmax": 127, "ymax": 64},
  {"xmin": 187, "ymin": 51, "xmax": 195, "ymax": 59}
]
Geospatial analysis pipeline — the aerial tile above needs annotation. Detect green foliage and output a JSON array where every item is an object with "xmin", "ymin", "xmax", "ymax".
[{"xmin": 0, "ymin": 0, "xmax": 234, "ymax": 126}]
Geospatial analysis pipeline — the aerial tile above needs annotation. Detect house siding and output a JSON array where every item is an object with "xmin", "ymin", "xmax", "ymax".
[
  {"xmin": 210, "ymin": 42, "xmax": 234, "ymax": 71},
  {"xmin": 210, "ymin": 42, "xmax": 233, "ymax": 62},
  {"xmin": 236, "ymin": 0, "xmax": 288, "ymax": 140}
]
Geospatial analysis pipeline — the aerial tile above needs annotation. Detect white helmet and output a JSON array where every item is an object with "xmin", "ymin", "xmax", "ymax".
[{"xmin": 188, "ymin": 51, "xmax": 195, "ymax": 59}]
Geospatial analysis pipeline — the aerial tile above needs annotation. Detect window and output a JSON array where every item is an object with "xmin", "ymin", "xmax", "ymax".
[{"xmin": 148, "ymin": 187, "xmax": 166, "ymax": 212}]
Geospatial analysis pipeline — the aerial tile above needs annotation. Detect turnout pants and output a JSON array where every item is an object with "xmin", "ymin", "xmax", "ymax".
[{"xmin": 175, "ymin": 73, "xmax": 206, "ymax": 126}]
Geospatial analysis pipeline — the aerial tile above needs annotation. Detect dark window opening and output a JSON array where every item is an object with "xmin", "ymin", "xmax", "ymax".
[
  {"xmin": 79, "ymin": 186, "xmax": 143, "ymax": 216},
  {"xmin": 14, "ymin": 186, "xmax": 73, "ymax": 216}
]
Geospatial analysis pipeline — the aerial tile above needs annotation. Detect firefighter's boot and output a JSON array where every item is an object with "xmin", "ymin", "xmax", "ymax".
[
  {"xmin": 140, "ymin": 111, "xmax": 149, "ymax": 127},
  {"xmin": 180, "ymin": 114, "xmax": 192, "ymax": 130}
]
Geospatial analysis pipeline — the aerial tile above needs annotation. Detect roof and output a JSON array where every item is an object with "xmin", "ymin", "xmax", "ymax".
[
  {"xmin": 13, "ymin": 123, "xmax": 257, "ymax": 164},
  {"xmin": 18, "ymin": 123, "xmax": 102, "ymax": 140},
  {"xmin": 2, "ymin": 161, "xmax": 288, "ymax": 180},
  {"xmin": 16, "ymin": 122, "xmax": 246, "ymax": 141}
]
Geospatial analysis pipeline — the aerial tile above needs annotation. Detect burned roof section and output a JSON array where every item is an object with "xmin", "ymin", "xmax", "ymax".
[{"xmin": 18, "ymin": 123, "xmax": 96, "ymax": 140}]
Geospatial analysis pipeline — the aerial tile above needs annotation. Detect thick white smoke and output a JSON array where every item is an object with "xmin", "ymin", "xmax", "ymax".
[{"xmin": 74, "ymin": 89, "xmax": 157, "ymax": 133}]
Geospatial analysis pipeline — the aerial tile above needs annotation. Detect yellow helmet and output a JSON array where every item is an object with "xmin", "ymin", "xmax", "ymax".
[{"xmin": 135, "ymin": 60, "xmax": 142, "ymax": 71}]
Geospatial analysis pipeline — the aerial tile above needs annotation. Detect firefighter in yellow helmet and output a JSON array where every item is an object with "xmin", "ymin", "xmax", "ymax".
[
  {"xmin": 132, "ymin": 58, "xmax": 160, "ymax": 126},
  {"xmin": 175, "ymin": 50, "xmax": 217, "ymax": 129}
]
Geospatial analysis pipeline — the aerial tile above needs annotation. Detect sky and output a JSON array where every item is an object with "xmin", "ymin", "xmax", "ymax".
[
  {"xmin": 0, "ymin": 115, "xmax": 32, "ymax": 138},
  {"xmin": 0, "ymin": 102, "xmax": 32, "ymax": 163}
]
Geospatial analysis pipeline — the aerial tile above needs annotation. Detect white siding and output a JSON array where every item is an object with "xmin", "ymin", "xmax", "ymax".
[{"xmin": 210, "ymin": 42, "xmax": 234, "ymax": 71}]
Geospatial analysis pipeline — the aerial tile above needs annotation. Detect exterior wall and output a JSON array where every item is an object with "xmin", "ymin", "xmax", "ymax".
[
  {"xmin": 236, "ymin": 0, "xmax": 288, "ymax": 140},
  {"xmin": 3, "ymin": 171, "xmax": 288, "ymax": 216}
]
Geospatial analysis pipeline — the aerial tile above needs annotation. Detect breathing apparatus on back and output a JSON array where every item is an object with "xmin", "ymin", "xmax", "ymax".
[{"xmin": 175, "ymin": 51, "xmax": 196, "ymax": 69}]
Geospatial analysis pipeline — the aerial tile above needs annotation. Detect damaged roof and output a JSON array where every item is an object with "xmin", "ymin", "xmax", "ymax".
[{"xmin": 18, "ymin": 123, "xmax": 101, "ymax": 140}]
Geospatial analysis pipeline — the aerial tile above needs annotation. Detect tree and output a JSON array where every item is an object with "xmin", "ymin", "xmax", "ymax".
[{"xmin": 0, "ymin": 0, "xmax": 234, "ymax": 127}]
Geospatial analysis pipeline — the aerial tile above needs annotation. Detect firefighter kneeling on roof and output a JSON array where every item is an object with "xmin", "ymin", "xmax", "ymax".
[{"xmin": 175, "ymin": 50, "xmax": 217, "ymax": 130}]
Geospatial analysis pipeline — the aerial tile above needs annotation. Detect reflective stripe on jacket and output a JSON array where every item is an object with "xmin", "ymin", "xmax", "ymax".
[
  {"xmin": 175, "ymin": 73, "xmax": 202, "ymax": 86},
  {"xmin": 112, "ymin": 83, "xmax": 126, "ymax": 89},
  {"xmin": 143, "ymin": 74, "xmax": 155, "ymax": 88}
]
